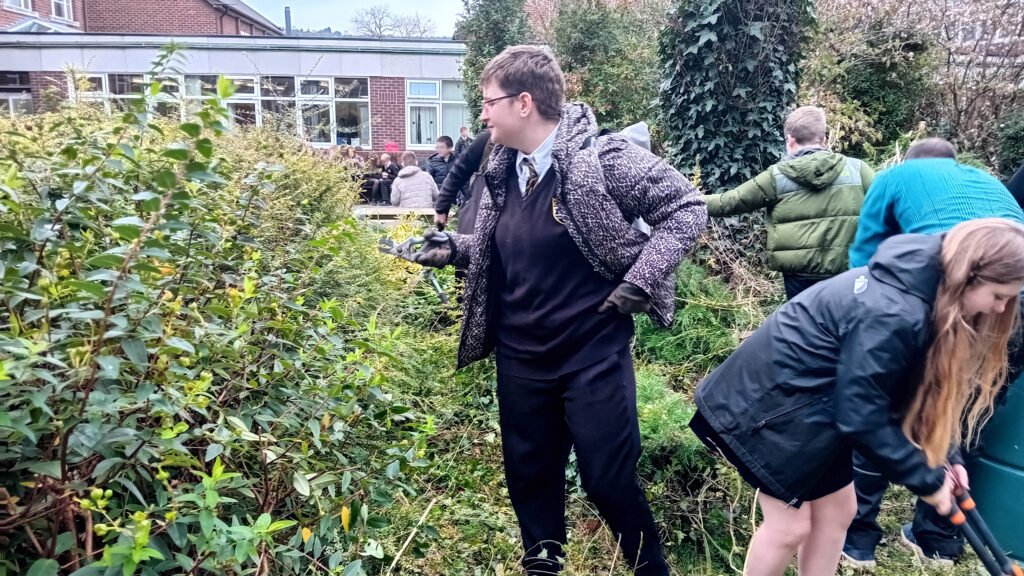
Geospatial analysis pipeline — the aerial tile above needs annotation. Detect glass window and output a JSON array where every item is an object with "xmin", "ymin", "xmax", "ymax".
[
  {"xmin": 11, "ymin": 97, "xmax": 33, "ymax": 115},
  {"xmin": 441, "ymin": 103, "xmax": 471, "ymax": 142},
  {"xmin": 184, "ymin": 75, "xmax": 218, "ymax": 97},
  {"xmin": 227, "ymin": 102, "xmax": 257, "ymax": 126},
  {"xmin": 109, "ymin": 74, "xmax": 144, "ymax": 96},
  {"xmin": 334, "ymin": 77, "xmax": 369, "ymax": 99},
  {"xmin": 52, "ymin": 0, "xmax": 71, "ymax": 19},
  {"xmin": 260, "ymin": 100, "xmax": 296, "ymax": 130},
  {"xmin": 0, "ymin": 72, "xmax": 30, "ymax": 92},
  {"xmin": 81, "ymin": 75, "xmax": 104, "ymax": 94},
  {"xmin": 154, "ymin": 101, "xmax": 181, "ymax": 120},
  {"xmin": 229, "ymin": 77, "xmax": 256, "ymax": 97},
  {"xmin": 0, "ymin": 72, "xmax": 29, "ymax": 94},
  {"xmin": 335, "ymin": 101, "xmax": 370, "ymax": 146},
  {"xmin": 408, "ymin": 81, "xmax": 439, "ymax": 99},
  {"xmin": 260, "ymin": 76, "xmax": 295, "ymax": 98},
  {"xmin": 441, "ymin": 80, "xmax": 465, "ymax": 102},
  {"xmin": 4, "ymin": 0, "xmax": 31, "ymax": 10},
  {"xmin": 300, "ymin": 78, "xmax": 330, "ymax": 97},
  {"xmin": 409, "ymin": 105, "xmax": 439, "ymax": 146},
  {"xmin": 154, "ymin": 75, "xmax": 180, "ymax": 97},
  {"xmin": 301, "ymin": 103, "xmax": 332, "ymax": 143}
]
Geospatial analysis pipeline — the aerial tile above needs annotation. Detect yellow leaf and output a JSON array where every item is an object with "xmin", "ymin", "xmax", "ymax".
[
  {"xmin": 341, "ymin": 506, "xmax": 351, "ymax": 534},
  {"xmin": 301, "ymin": 527, "xmax": 312, "ymax": 543}
]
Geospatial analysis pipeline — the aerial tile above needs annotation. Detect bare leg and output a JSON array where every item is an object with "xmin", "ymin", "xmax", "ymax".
[
  {"xmin": 744, "ymin": 491, "xmax": 812, "ymax": 576},
  {"xmin": 797, "ymin": 483, "xmax": 857, "ymax": 576}
]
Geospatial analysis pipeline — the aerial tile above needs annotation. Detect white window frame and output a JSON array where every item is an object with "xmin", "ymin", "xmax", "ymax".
[
  {"xmin": 1, "ymin": 94, "xmax": 33, "ymax": 118},
  {"xmin": 333, "ymin": 76, "xmax": 371, "ymax": 148},
  {"xmin": 407, "ymin": 79, "xmax": 469, "ymax": 150},
  {"xmin": 51, "ymin": 0, "xmax": 72, "ymax": 21},
  {"xmin": 406, "ymin": 79, "xmax": 442, "ymax": 150},
  {"xmin": 3, "ymin": 0, "xmax": 36, "ymax": 16},
  {"xmin": 440, "ymin": 79, "xmax": 471, "ymax": 146},
  {"xmin": 224, "ymin": 75, "xmax": 259, "ymax": 128},
  {"xmin": 297, "ymin": 76, "xmax": 332, "ymax": 145}
]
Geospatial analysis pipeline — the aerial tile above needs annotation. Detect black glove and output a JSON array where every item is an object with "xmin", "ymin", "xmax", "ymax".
[
  {"xmin": 598, "ymin": 282, "xmax": 651, "ymax": 314},
  {"xmin": 413, "ymin": 230, "xmax": 456, "ymax": 269}
]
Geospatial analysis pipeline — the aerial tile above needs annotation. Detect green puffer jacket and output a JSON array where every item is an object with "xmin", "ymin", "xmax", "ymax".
[{"xmin": 705, "ymin": 149, "xmax": 873, "ymax": 276}]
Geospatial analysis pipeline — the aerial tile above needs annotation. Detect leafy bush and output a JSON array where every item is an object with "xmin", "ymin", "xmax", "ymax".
[
  {"xmin": 837, "ymin": 26, "xmax": 936, "ymax": 149},
  {"xmin": 998, "ymin": 109, "xmax": 1024, "ymax": 178},
  {"xmin": 454, "ymin": 0, "xmax": 530, "ymax": 129},
  {"xmin": 659, "ymin": 0, "xmax": 813, "ymax": 192},
  {"xmin": 634, "ymin": 261, "xmax": 763, "ymax": 378},
  {"xmin": 0, "ymin": 57, "xmax": 427, "ymax": 576},
  {"xmin": 552, "ymin": 0, "xmax": 662, "ymax": 129}
]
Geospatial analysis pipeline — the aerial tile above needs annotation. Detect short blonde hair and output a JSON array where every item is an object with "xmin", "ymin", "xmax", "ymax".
[
  {"xmin": 784, "ymin": 106, "xmax": 827, "ymax": 145},
  {"xmin": 481, "ymin": 45, "xmax": 565, "ymax": 121},
  {"xmin": 401, "ymin": 151, "xmax": 418, "ymax": 166}
]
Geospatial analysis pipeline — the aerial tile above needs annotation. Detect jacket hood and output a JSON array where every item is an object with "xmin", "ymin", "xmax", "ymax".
[
  {"xmin": 868, "ymin": 233, "xmax": 943, "ymax": 302},
  {"xmin": 777, "ymin": 150, "xmax": 848, "ymax": 190},
  {"xmin": 398, "ymin": 166, "xmax": 422, "ymax": 178},
  {"xmin": 552, "ymin": 102, "xmax": 599, "ymax": 159}
]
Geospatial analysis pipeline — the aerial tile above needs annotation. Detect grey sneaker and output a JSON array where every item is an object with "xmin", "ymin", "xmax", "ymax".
[
  {"xmin": 898, "ymin": 524, "xmax": 955, "ymax": 569},
  {"xmin": 840, "ymin": 549, "xmax": 877, "ymax": 572}
]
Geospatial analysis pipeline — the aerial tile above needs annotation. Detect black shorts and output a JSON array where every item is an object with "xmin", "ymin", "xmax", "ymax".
[{"xmin": 689, "ymin": 411, "xmax": 853, "ymax": 507}]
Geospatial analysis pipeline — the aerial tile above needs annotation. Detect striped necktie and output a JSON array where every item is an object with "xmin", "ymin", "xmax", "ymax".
[{"xmin": 520, "ymin": 157, "xmax": 539, "ymax": 197}]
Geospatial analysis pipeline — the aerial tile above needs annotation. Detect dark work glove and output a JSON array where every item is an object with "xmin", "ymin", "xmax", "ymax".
[
  {"xmin": 598, "ymin": 282, "xmax": 651, "ymax": 315},
  {"xmin": 413, "ymin": 230, "xmax": 456, "ymax": 269}
]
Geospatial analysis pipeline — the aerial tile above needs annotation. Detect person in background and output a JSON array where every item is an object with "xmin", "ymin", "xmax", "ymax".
[
  {"xmin": 427, "ymin": 136, "xmax": 455, "ymax": 187},
  {"xmin": 372, "ymin": 153, "xmax": 400, "ymax": 206},
  {"xmin": 703, "ymin": 106, "xmax": 874, "ymax": 299},
  {"xmin": 342, "ymin": 146, "xmax": 363, "ymax": 171},
  {"xmin": 391, "ymin": 151, "xmax": 439, "ymax": 209},
  {"xmin": 842, "ymin": 137, "xmax": 1024, "ymax": 570},
  {"xmin": 692, "ymin": 218, "xmax": 1024, "ymax": 576},
  {"xmin": 413, "ymin": 44, "xmax": 706, "ymax": 576},
  {"xmin": 454, "ymin": 126, "xmax": 474, "ymax": 158},
  {"xmin": 435, "ymin": 129, "xmax": 492, "ymax": 234},
  {"xmin": 1006, "ymin": 162, "xmax": 1024, "ymax": 210}
]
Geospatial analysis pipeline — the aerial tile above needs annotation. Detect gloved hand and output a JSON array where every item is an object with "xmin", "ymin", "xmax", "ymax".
[
  {"xmin": 413, "ymin": 230, "xmax": 456, "ymax": 269},
  {"xmin": 598, "ymin": 282, "xmax": 651, "ymax": 314}
]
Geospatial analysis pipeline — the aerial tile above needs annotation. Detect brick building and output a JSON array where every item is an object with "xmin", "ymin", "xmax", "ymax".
[{"xmin": 0, "ymin": 1, "xmax": 471, "ymax": 154}]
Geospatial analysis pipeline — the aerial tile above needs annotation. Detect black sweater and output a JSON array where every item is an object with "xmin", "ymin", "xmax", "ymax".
[{"xmin": 435, "ymin": 130, "xmax": 491, "ymax": 215}]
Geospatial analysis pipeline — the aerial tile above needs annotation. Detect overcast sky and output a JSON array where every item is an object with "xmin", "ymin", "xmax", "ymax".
[{"xmin": 244, "ymin": 0, "xmax": 465, "ymax": 37}]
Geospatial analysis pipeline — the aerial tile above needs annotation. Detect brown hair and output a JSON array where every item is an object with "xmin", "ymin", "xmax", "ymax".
[
  {"xmin": 904, "ymin": 218, "xmax": 1024, "ymax": 466},
  {"xmin": 906, "ymin": 137, "xmax": 957, "ymax": 160},
  {"xmin": 480, "ymin": 45, "xmax": 565, "ymax": 121},
  {"xmin": 400, "ymin": 151, "xmax": 418, "ymax": 167},
  {"xmin": 784, "ymin": 106, "xmax": 827, "ymax": 146}
]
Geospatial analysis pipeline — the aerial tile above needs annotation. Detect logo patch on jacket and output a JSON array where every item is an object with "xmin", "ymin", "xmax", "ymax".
[{"xmin": 854, "ymin": 274, "xmax": 869, "ymax": 294}]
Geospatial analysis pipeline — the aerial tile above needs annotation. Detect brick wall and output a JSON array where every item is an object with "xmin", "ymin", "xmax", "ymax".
[
  {"xmin": 29, "ymin": 71, "xmax": 68, "ymax": 112},
  {"xmin": 370, "ymin": 77, "xmax": 406, "ymax": 154},
  {"xmin": 1, "ymin": 0, "xmax": 85, "ymax": 30},
  {"xmin": 83, "ymin": 0, "xmax": 277, "ymax": 35}
]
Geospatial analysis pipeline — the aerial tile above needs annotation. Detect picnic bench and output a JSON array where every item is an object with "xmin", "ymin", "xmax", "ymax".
[{"xmin": 353, "ymin": 205, "xmax": 435, "ymax": 225}]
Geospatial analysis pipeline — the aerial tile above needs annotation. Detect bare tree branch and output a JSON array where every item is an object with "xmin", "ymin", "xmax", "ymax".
[
  {"xmin": 393, "ymin": 13, "xmax": 437, "ymax": 38},
  {"xmin": 350, "ymin": 5, "xmax": 397, "ymax": 38}
]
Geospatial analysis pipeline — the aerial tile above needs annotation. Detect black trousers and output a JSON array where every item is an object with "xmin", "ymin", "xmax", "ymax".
[
  {"xmin": 844, "ymin": 451, "xmax": 964, "ymax": 558},
  {"xmin": 496, "ymin": 347, "xmax": 668, "ymax": 576},
  {"xmin": 372, "ymin": 179, "xmax": 392, "ymax": 204},
  {"xmin": 782, "ymin": 273, "xmax": 828, "ymax": 300}
]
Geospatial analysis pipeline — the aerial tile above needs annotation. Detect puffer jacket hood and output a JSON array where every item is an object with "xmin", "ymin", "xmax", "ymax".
[
  {"xmin": 868, "ymin": 233, "xmax": 943, "ymax": 302},
  {"xmin": 398, "ymin": 165, "xmax": 422, "ymax": 178},
  {"xmin": 777, "ymin": 150, "xmax": 849, "ymax": 191}
]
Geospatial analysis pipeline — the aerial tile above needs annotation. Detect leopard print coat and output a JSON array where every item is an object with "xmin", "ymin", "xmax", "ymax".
[{"xmin": 450, "ymin": 103, "xmax": 707, "ymax": 369}]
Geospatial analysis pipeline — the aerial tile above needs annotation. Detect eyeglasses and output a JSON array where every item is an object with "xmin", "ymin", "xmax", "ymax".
[{"xmin": 482, "ymin": 93, "xmax": 520, "ymax": 110}]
